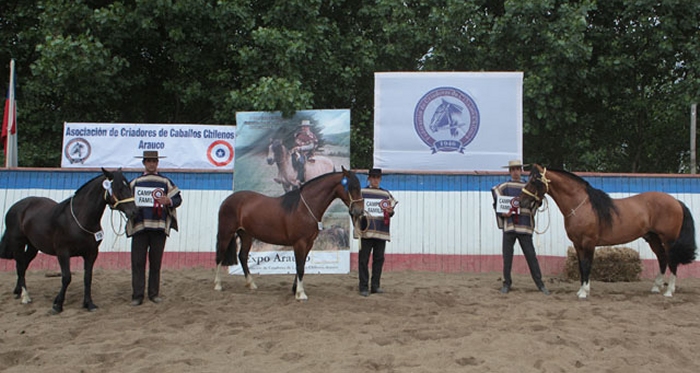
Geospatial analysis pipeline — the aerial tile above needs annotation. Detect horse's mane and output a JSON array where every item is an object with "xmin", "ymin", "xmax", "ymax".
[
  {"xmin": 548, "ymin": 168, "xmax": 618, "ymax": 226},
  {"xmin": 280, "ymin": 172, "xmax": 339, "ymax": 213},
  {"xmin": 55, "ymin": 174, "xmax": 105, "ymax": 212},
  {"xmin": 279, "ymin": 170, "xmax": 358, "ymax": 214}
]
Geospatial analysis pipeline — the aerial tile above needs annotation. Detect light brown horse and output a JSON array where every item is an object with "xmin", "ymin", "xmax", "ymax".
[
  {"xmin": 214, "ymin": 167, "xmax": 364, "ymax": 300},
  {"xmin": 266, "ymin": 138, "xmax": 335, "ymax": 192},
  {"xmin": 520, "ymin": 164, "xmax": 697, "ymax": 298}
]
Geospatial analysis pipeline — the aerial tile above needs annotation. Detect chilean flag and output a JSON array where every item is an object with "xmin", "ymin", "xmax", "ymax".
[{"xmin": 2, "ymin": 59, "xmax": 17, "ymax": 161}]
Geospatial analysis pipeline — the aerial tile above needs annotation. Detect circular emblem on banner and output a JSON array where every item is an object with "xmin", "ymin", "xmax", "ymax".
[
  {"xmin": 207, "ymin": 140, "xmax": 234, "ymax": 167},
  {"xmin": 64, "ymin": 138, "xmax": 92, "ymax": 164},
  {"xmin": 151, "ymin": 188, "xmax": 165, "ymax": 199},
  {"xmin": 414, "ymin": 87, "xmax": 480, "ymax": 154}
]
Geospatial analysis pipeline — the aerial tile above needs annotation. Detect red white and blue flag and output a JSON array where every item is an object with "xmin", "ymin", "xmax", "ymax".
[{"xmin": 2, "ymin": 59, "xmax": 17, "ymax": 166}]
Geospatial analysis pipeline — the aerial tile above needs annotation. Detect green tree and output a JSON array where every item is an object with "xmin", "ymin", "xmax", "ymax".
[{"xmin": 1, "ymin": 0, "xmax": 699, "ymax": 172}]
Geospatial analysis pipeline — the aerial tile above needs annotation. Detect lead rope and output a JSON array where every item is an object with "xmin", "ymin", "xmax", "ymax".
[
  {"xmin": 106, "ymin": 209, "xmax": 129, "ymax": 251},
  {"xmin": 533, "ymin": 197, "xmax": 551, "ymax": 235}
]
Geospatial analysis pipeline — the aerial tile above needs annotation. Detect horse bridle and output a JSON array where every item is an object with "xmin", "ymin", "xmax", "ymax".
[
  {"xmin": 521, "ymin": 167, "xmax": 551, "ymax": 202},
  {"xmin": 103, "ymin": 179, "xmax": 135, "ymax": 209},
  {"xmin": 348, "ymin": 196, "xmax": 364, "ymax": 211}
]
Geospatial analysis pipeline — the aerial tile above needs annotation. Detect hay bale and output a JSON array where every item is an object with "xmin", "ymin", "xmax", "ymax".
[{"xmin": 564, "ymin": 246, "xmax": 642, "ymax": 282}]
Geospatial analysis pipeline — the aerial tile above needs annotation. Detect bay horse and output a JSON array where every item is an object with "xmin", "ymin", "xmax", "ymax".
[
  {"xmin": 0, "ymin": 168, "xmax": 138, "ymax": 313},
  {"xmin": 520, "ymin": 164, "xmax": 697, "ymax": 298},
  {"xmin": 214, "ymin": 167, "xmax": 364, "ymax": 300},
  {"xmin": 266, "ymin": 138, "xmax": 335, "ymax": 192}
]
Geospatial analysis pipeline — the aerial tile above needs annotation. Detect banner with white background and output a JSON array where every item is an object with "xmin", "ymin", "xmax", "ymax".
[
  {"xmin": 61, "ymin": 122, "xmax": 235, "ymax": 170},
  {"xmin": 374, "ymin": 71, "xmax": 523, "ymax": 171}
]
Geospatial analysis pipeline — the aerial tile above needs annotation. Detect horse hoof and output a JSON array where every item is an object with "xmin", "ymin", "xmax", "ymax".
[
  {"xmin": 214, "ymin": 284, "xmax": 223, "ymax": 291},
  {"xmin": 49, "ymin": 307, "xmax": 62, "ymax": 315},
  {"xmin": 663, "ymin": 292, "xmax": 673, "ymax": 298}
]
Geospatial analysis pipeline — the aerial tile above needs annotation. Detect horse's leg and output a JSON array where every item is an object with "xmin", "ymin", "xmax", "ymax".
[
  {"xmin": 238, "ymin": 233, "xmax": 257, "ymax": 290},
  {"xmin": 576, "ymin": 246, "xmax": 594, "ymax": 299},
  {"xmin": 82, "ymin": 252, "xmax": 98, "ymax": 311},
  {"xmin": 214, "ymin": 222, "xmax": 239, "ymax": 291},
  {"xmin": 14, "ymin": 244, "xmax": 37, "ymax": 304},
  {"xmin": 293, "ymin": 245, "xmax": 310, "ymax": 301},
  {"xmin": 664, "ymin": 244, "xmax": 680, "ymax": 298},
  {"xmin": 644, "ymin": 233, "xmax": 667, "ymax": 294},
  {"xmin": 214, "ymin": 264, "xmax": 225, "ymax": 291},
  {"xmin": 665, "ymin": 271, "xmax": 677, "ymax": 298},
  {"xmin": 51, "ymin": 253, "xmax": 72, "ymax": 314}
]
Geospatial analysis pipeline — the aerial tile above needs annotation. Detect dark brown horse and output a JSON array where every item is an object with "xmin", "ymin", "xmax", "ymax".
[
  {"xmin": 0, "ymin": 168, "xmax": 138, "ymax": 313},
  {"xmin": 214, "ymin": 167, "xmax": 364, "ymax": 300},
  {"xmin": 520, "ymin": 164, "xmax": 697, "ymax": 298}
]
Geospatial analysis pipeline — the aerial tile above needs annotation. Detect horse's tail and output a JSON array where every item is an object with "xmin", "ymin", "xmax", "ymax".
[
  {"xmin": 0, "ymin": 232, "xmax": 12, "ymax": 259},
  {"xmin": 216, "ymin": 231, "xmax": 238, "ymax": 266},
  {"xmin": 669, "ymin": 201, "xmax": 697, "ymax": 266}
]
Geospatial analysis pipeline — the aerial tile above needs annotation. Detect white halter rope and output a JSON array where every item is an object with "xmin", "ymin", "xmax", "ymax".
[
  {"xmin": 519, "ymin": 167, "xmax": 552, "ymax": 235},
  {"xmin": 299, "ymin": 184, "xmax": 365, "ymax": 231},
  {"xmin": 521, "ymin": 167, "xmax": 551, "ymax": 202},
  {"xmin": 70, "ymin": 186, "xmax": 135, "ymax": 236}
]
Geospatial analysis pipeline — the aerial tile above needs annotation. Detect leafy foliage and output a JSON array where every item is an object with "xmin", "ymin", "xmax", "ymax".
[{"xmin": 1, "ymin": 0, "xmax": 698, "ymax": 172}]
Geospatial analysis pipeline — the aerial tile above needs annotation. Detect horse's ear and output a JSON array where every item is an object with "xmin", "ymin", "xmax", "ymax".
[
  {"xmin": 341, "ymin": 165, "xmax": 347, "ymax": 173},
  {"xmin": 102, "ymin": 167, "xmax": 113, "ymax": 179}
]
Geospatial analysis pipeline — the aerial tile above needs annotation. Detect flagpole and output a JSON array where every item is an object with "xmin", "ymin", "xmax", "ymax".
[{"xmin": 4, "ymin": 58, "xmax": 18, "ymax": 168}]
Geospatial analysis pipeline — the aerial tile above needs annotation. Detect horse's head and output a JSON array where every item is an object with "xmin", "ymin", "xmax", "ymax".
[
  {"xmin": 429, "ymin": 99, "xmax": 465, "ymax": 137},
  {"xmin": 519, "ymin": 164, "xmax": 548, "ymax": 210},
  {"xmin": 102, "ymin": 168, "xmax": 138, "ymax": 219},
  {"xmin": 338, "ymin": 166, "xmax": 365, "ymax": 221},
  {"xmin": 266, "ymin": 139, "xmax": 285, "ymax": 165}
]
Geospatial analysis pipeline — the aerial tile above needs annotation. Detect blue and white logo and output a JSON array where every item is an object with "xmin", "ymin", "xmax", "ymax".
[
  {"xmin": 414, "ymin": 87, "xmax": 480, "ymax": 153},
  {"xmin": 64, "ymin": 138, "xmax": 92, "ymax": 164}
]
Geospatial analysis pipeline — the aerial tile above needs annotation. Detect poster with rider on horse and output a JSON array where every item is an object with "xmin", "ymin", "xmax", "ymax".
[{"xmin": 232, "ymin": 110, "xmax": 351, "ymax": 274}]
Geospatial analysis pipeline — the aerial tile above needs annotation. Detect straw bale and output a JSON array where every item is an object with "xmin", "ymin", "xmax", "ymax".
[{"xmin": 564, "ymin": 246, "xmax": 642, "ymax": 282}]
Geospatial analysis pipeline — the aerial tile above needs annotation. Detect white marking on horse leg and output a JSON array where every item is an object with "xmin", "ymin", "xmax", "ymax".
[
  {"xmin": 214, "ymin": 264, "xmax": 223, "ymax": 291},
  {"xmin": 20, "ymin": 286, "xmax": 32, "ymax": 304},
  {"xmin": 295, "ymin": 276, "xmax": 308, "ymax": 301},
  {"xmin": 577, "ymin": 281, "xmax": 590, "ymax": 299},
  {"xmin": 651, "ymin": 273, "xmax": 664, "ymax": 293},
  {"xmin": 664, "ymin": 274, "xmax": 676, "ymax": 297},
  {"xmin": 245, "ymin": 274, "xmax": 258, "ymax": 290}
]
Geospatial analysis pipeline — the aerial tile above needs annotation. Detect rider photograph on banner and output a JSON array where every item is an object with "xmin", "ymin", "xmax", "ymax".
[{"xmin": 230, "ymin": 110, "xmax": 352, "ymax": 272}]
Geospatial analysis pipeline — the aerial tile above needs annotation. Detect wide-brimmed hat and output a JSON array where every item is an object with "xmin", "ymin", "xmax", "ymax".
[
  {"xmin": 300, "ymin": 119, "xmax": 311, "ymax": 127},
  {"xmin": 135, "ymin": 150, "xmax": 166, "ymax": 160},
  {"xmin": 368, "ymin": 168, "xmax": 382, "ymax": 177},
  {"xmin": 502, "ymin": 160, "xmax": 526, "ymax": 169}
]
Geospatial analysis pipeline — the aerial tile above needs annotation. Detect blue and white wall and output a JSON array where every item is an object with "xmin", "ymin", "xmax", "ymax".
[{"xmin": 2, "ymin": 169, "xmax": 700, "ymax": 278}]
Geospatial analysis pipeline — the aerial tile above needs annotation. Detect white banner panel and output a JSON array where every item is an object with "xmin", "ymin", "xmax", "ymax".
[
  {"xmin": 229, "ymin": 251, "xmax": 350, "ymax": 275},
  {"xmin": 61, "ymin": 122, "xmax": 235, "ymax": 170},
  {"xmin": 374, "ymin": 72, "xmax": 523, "ymax": 171}
]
